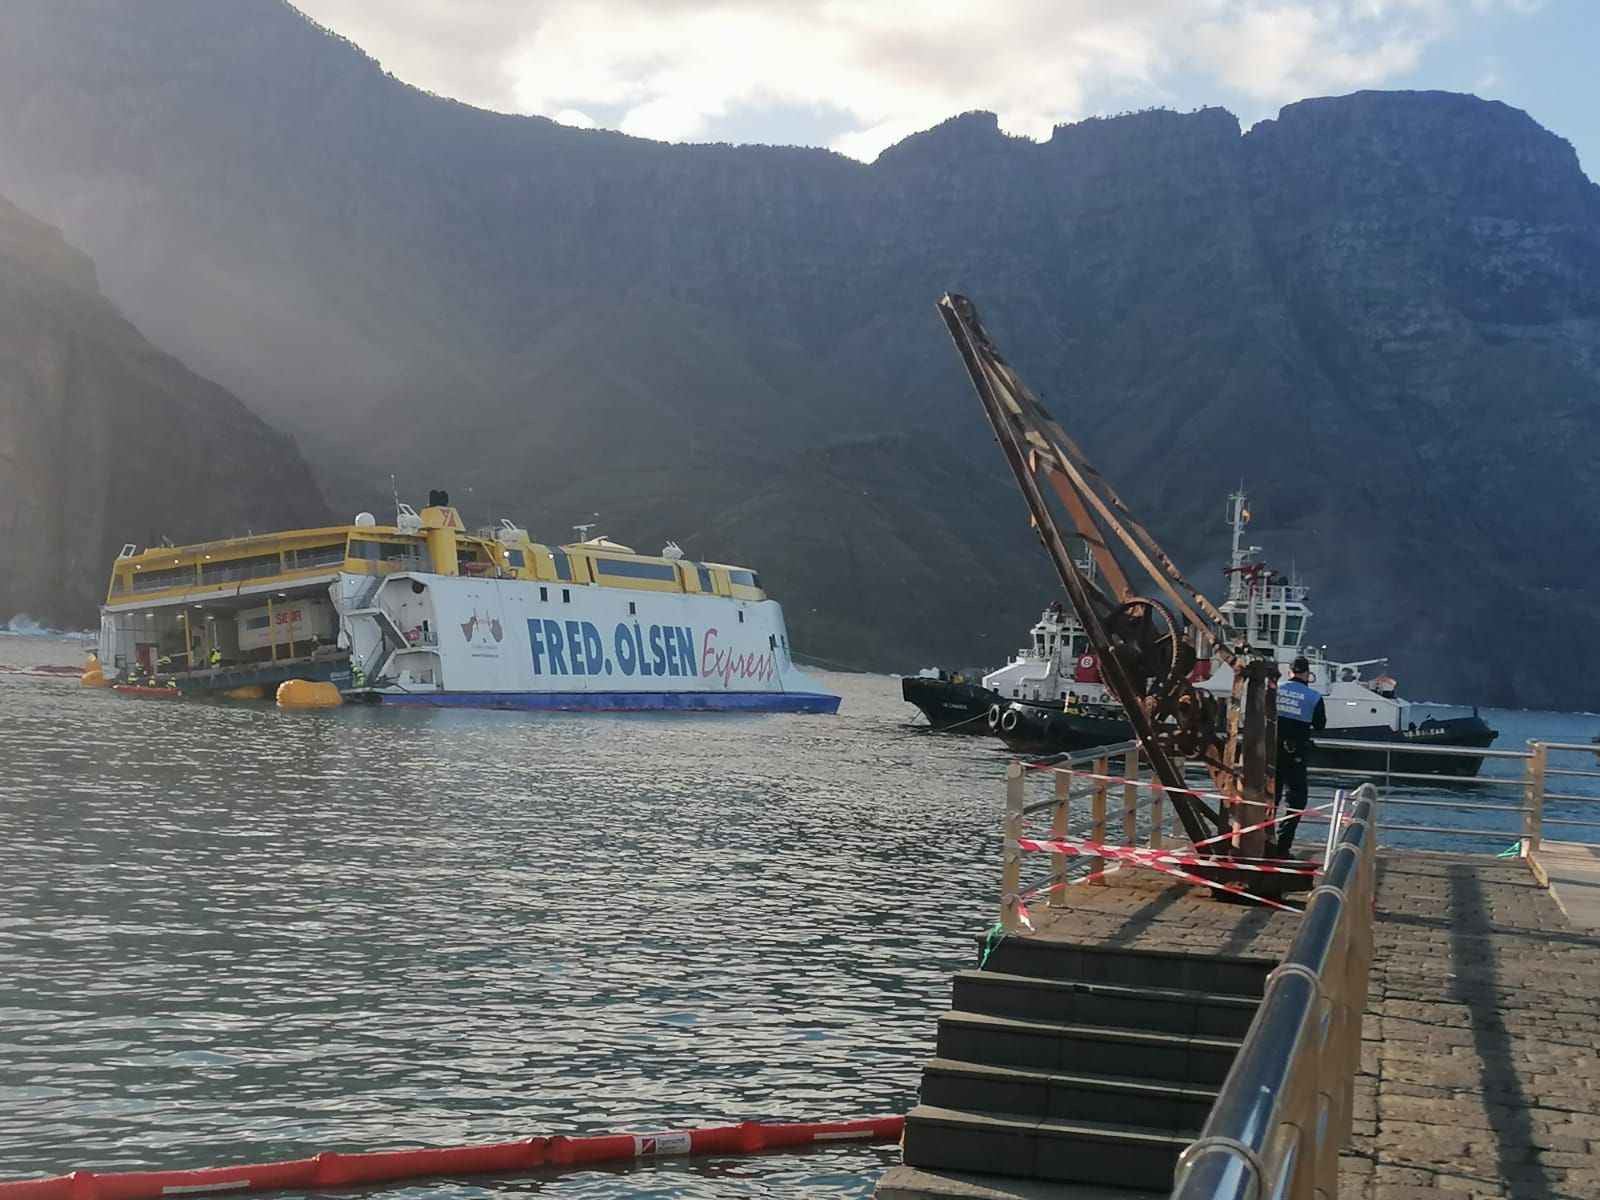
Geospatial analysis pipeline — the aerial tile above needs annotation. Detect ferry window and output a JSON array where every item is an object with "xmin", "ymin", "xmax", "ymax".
[
  {"xmin": 198, "ymin": 553, "xmax": 281, "ymax": 586},
  {"xmin": 594, "ymin": 557, "xmax": 678, "ymax": 583},
  {"xmin": 539, "ymin": 586, "xmax": 548, "ymax": 602},
  {"xmin": 132, "ymin": 564, "xmax": 199, "ymax": 592},
  {"xmin": 289, "ymin": 543, "xmax": 346, "ymax": 570},
  {"xmin": 347, "ymin": 539, "xmax": 430, "ymax": 571},
  {"xmin": 628, "ymin": 601, "xmax": 636, "ymax": 615},
  {"xmin": 697, "ymin": 566, "xmax": 713, "ymax": 592},
  {"xmin": 1284, "ymin": 616, "xmax": 1304, "ymax": 643},
  {"xmin": 504, "ymin": 549, "xmax": 525, "ymax": 569},
  {"xmin": 738, "ymin": 611, "xmax": 744, "ymax": 623},
  {"xmin": 551, "ymin": 549, "xmax": 574, "ymax": 581},
  {"xmin": 561, "ymin": 589, "xmax": 570, "ymax": 603},
  {"xmin": 728, "ymin": 570, "xmax": 760, "ymax": 588}
]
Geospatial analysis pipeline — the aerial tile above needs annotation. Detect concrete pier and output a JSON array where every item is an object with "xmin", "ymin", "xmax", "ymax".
[
  {"xmin": 1345, "ymin": 852, "xmax": 1600, "ymax": 1200},
  {"xmin": 880, "ymin": 847, "xmax": 1600, "ymax": 1200}
]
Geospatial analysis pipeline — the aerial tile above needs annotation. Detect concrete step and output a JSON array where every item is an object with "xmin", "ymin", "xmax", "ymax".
[
  {"xmin": 936, "ymin": 1010, "xmax": 1241, "ymax": 1086},
  {"xmin": 902, "ymin": 1104, "xmax": 1188, "ymax": 1191},
  {"xmin": 918, "ymin": 1057, "xmax": 1216, "ymax": 1133},
  {"xmin": 977, "ymin": 937, "xmax": 1271, "ymax": 999},
  {"xmin": 876, "ymin": 1164, "xmax": 1162, "ymax": 1200},
  {"xmin": 952, "ymin": 970, "xmax": 1258, "ymax": 1039}
]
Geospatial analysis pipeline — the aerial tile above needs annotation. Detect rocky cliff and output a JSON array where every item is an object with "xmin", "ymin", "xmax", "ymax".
[
  {"xmin": 0, "ymin": 192, "xmax": 330, "ymax": 629},
  {"xmin": 0, "ymin": 0, "xmax": 1596, "ymax": 706}
]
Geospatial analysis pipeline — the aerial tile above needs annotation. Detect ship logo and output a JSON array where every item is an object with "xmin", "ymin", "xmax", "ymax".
[{"xmin": 459, "ymin": 612, "xmax": 504, "ymax": 643}]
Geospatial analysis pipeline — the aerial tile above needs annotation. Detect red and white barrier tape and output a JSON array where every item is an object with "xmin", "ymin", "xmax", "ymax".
[
  {"xmin": 1016, "ymin": 836, "xmax": 1320, "ymax": 877},
  {"xmin": 1189, "ymin": 802, "xmax": 1335, "ymax": 851},
  {"xmin": 1022, "ymin": 761, "xmax": 1235, "ymax": 804},
  {"xmin": 1121, "ymin": 853, "xmax": 1300, "ymax": 912}
]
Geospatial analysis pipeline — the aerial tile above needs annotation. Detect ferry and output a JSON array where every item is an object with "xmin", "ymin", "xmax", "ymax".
[
  {"xmin": 95, "ymin": 492, "xmax": 840, "ymax": 713},
  {"xmin": 904, "ymin": 491, "xmax": 1495, "ymax": 775}
]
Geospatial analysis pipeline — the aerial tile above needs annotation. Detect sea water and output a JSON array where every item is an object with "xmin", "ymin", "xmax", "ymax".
[{"xmin": 1, "ymin": 659, "xmax": 1595, "ymax": 1196}]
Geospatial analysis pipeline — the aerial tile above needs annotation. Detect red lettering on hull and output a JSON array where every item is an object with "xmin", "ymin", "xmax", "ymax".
[{"xmin": 699, "ymin": 627, "xmax": 776, "ymax": 687}]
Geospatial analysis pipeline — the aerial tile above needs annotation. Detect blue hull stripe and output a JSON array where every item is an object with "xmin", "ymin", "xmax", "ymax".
[{"xmin": 373, "ymin": 690, "xmax": 841, "ymax": 714}]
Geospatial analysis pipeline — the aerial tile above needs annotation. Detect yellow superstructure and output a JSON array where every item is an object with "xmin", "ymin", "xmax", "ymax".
[{"xmin": 105, "ymin": 508, "xmax": 768, "ymax": 609}]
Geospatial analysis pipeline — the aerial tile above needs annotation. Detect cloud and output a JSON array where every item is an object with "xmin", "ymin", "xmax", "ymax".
[{"xmin": 291, "ymin": 0, "xmax": 1545, "ymax": 160}]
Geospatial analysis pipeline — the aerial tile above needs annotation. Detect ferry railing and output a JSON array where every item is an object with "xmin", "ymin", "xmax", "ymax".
[{"xmin": 1171, "ymin": 784, "xmax": 1378, "ymax": 1200}]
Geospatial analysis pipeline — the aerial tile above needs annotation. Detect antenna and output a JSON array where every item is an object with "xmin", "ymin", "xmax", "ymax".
[{"xmin": 391, "ymin": 474, "xmax": 400, "ymax": 524}]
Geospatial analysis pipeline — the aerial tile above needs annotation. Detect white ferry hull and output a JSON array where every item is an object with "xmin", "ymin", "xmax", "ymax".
[{"xmin": 336, "ymin": 572, "xmax": 839, "ymax": 714}]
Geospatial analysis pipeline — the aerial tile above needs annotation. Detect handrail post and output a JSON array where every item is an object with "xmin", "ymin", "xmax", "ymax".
[
  {"xmin": 1522, "ymin": 740, "xmax": 1547, "ymax": 859},
  {"xmin": 1122, "ymin": 747, "xmax": 1139, "ymax": 846},
  {"xmin": 1323, "ymin": 790, "xmax": 1346, "ymax": 873},
  {"xmin": 1151, "ymin": 756, "xmax": 1172, "ymax": 849},
  {"xmin": 1091, "ymin": 755, "xmax": 1110, "ymax": 883},
  {"xmin": 1002, "ymin": 762, "xmax": 1025, "ymax": 932},
  {"xmin": 1049, "ymin": 767, "xmax": 1072, "ymax": 908}
]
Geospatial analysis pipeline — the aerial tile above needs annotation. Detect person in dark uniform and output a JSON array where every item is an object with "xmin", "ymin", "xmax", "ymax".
[{"xmin": 1274, "ymin": 656, "xmax": 1326, "ymax": 857}]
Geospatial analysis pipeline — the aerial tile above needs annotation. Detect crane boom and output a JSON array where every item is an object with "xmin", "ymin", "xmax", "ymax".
[{"xmin": 937, "ymin": 293, "xmax": 1283, "ymax": 863}]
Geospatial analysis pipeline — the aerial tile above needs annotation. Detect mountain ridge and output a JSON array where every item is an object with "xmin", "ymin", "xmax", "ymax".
[
  {"xmin": 0, "ymin": 0, "xmax": 1596, "ymax": 706},
  {"xmin": 0, "ymin": 190, "xmax": 331, "ymax": 629}
]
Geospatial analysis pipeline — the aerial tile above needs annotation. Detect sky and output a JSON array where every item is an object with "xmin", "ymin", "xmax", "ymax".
[{"xmin": 292, "ymin": 0, "xmax": 1596, "ymax": 176}]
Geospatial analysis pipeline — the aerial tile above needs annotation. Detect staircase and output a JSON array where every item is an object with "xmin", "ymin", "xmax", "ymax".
[
  {"xmin": 884, "ymin": 937, "xmax": 1272, "ymax": 1198},
  {"xmin": 342, "ymin": 576, "xmax": 411, "ymax": 683}
]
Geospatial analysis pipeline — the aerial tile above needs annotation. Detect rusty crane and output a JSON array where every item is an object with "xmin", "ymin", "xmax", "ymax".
[{"xmin": 938, "ymin": 293, "xmax": 1287, "ymax": 878}]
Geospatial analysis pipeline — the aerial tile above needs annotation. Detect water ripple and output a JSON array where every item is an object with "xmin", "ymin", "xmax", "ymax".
[{"xmin": 0, "ymin": 672, "xmax": 1011, "ymax": 1195}]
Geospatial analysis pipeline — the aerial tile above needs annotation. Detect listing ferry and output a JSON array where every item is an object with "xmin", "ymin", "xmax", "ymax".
[{"xmin": 95, "ymin": 492, "xmax": 839, "ymax": 713}]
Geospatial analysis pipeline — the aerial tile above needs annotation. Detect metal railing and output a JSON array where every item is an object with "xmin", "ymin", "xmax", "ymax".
[
  {"xmin": 1303, "ymin": 738, "xmax": 1600, "ymax": 878},
  {"xmin": 998, "ymin": 742, "xmax": 1190, "ymax": 928},
  {"xmin": 1171, "ymin": 784, "xmax": 1378, "ymax": 1200},
  {"xmin": 1000, "ymin": 737, "xmax": 1600, "ymax": 924}
]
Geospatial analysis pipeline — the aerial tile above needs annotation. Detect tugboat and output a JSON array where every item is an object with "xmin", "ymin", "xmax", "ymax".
[
  {"xmin": 901, "ymin": 559, "xmax": 1124, "ymax": 737},
  {"xmin": 900, "ymin": 668, "xmax": 997, "ymax": 733},
  {"xmin": 978, "ymin": 491, "xmax": 1497, "ymax": 775}
]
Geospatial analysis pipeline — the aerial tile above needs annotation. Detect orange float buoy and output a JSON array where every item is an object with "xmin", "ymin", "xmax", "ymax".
[{"xmin": 275, "ymin": 679, "xmax": 342, "ymax": 708}]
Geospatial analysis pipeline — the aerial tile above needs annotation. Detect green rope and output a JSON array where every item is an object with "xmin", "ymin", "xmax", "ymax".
[
  {"xmin": 1496, "ymin": 842, "xmax": 1522, "ymax": 858},
  {"xmin": 978, "ymin": 922, "xmax": 1007, "ymax": 969}
]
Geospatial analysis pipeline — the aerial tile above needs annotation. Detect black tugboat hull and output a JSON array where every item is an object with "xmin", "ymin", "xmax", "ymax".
[
  {"xmin": 991, "ymin": 701, "xmax": 1499, "ymax": 777},
  {"xmin": 1308, "ymin": 716, "xmax": 1499, "ymax": 777},
  {"xmin": 991, "ymin": 702, "xmax": 1135, "ymax": 756},
  {"xmin": 901, "ymin": 676, "xmax": 1001, "ymax": 734}
]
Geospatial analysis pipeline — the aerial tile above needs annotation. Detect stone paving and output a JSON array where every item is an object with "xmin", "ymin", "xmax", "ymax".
[
  {"xmin": 1344, "ymin": 853, "xmax": 1600, "ymax": 1200},
  {"xmin": 1016, "ymin": 869, "xmax": 1299, "ymax": 962}
]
